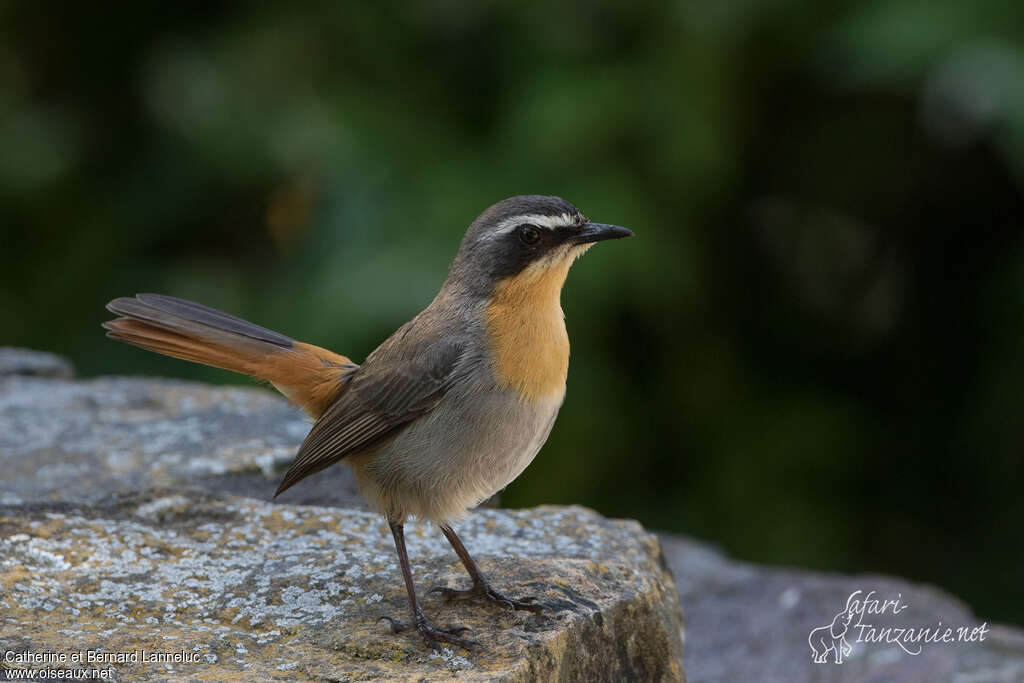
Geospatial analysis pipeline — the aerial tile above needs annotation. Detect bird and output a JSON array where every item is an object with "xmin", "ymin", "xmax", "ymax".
[{"xmin": 103, "ymin": 194, "xmax": 632, "ymax": 649}]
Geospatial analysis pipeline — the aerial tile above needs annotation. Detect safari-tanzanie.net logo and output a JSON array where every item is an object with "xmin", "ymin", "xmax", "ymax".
[{"xmin": 808, "ymin": 590, "xmax": 989, "ymax": 664}]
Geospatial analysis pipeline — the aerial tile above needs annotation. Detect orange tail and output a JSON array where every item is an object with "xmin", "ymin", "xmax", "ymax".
[{"xmin": 103, "ymin": 294, "xmax": 355, "ymax": 418}]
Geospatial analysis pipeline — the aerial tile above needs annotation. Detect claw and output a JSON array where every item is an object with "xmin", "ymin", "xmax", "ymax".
[
  {"xmin": 380, "ymin": 614, "xmax": 478, "ymax": 650},
  {"xmin": 428, "ymin": 581, "xmax": 545, "ymax": 617},
  {"xmin": 378, "ymin": 615, "xmax": 405, "ymax": 634}
]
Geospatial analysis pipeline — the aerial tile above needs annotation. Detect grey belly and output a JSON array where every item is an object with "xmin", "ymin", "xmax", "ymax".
[{"xmin": 352, "ymin": 376, "xmax": 564, "ymax": 522}]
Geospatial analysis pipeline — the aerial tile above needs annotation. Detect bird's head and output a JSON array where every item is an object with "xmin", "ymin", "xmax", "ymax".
[{"xmin": 445, "ymin": 195, "xmax": 632, "ymax": 297}]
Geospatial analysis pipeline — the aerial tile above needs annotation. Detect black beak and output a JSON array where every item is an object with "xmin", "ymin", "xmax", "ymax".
[{"xmin": 574, "ymin": 222, "xmax": 634, "ymax": 244}]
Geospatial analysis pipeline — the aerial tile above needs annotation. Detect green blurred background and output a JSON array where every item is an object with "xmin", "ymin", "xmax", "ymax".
[{"xmin": 2, "ymin": 2, "xmax": 1023, "ymax": 625}]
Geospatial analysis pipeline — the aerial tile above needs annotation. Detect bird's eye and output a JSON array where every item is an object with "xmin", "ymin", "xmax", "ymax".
[{"xmin": 518, "ymin": 224, "xmax": 540, "ymax": 245}]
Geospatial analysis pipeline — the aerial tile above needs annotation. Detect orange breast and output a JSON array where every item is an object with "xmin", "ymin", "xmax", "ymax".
[{"xmin": 485, "ymin": 257, "xmax": 572, "ymax": 402}]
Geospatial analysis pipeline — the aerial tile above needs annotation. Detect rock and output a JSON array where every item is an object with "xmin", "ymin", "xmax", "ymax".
[
  {"xmin": 0, "ymin": 356, "xmax": 682, "ymax": 678},
  {"xmin": 661, "ymin": 533, "xmax": 1024, "ymax": 683},
  {"xmin": 6, "ymin": 348, "xmax": 1021, "ymax": 680},
  {"xmin": 0, "ymin": 347, "xmax": 75, "ymax": 379},
  {"xmin": 0, "ymin": 489, "xmax": 685, "ymax": 681},
  {"xmin": 0, "ymin": 374, "xmax": 363, "ymax": 508}
]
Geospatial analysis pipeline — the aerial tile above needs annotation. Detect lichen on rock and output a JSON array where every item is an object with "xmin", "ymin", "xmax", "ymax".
[{"xmin": 0, "ymin": 490, "xmax": 684, "ymax": 681}]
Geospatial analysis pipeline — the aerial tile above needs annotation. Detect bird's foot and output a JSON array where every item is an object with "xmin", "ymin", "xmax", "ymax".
[
  {"xmin": 429, "ymin": 580, "xmax": 544, "ymax": 616},
  {"xmin": 380, "ymin": 615, "xmax": 478, "ymax": 650}
]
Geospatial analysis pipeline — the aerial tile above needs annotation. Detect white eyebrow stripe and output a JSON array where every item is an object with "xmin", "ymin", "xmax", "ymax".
[{"xmin": 493, "ymin": 213, "xmax": 577, "ymax": 234}]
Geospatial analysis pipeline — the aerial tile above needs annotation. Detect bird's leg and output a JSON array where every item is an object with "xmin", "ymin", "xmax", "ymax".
[
  {"xmin": 429, "ymin": 524, "xmax": 544, "ymax": 616},
  {"xmin": 380, "ymin": 520, "xmax": 477, "ymax": 649}
]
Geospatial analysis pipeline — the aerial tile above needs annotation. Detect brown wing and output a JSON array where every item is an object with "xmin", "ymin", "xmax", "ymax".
[{"xmin": 274, "ymin": 335, "xmax": 467, "ymax": 496}]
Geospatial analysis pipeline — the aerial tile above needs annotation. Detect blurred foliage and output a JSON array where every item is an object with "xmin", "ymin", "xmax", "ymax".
[{"xmin": 2, "ymin": 1, "xmax": 1023, "ymax": 624}]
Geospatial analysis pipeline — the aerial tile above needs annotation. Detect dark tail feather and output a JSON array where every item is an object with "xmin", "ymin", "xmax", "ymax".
[{"xmin": 107, "ymin": 293, "xmax": 295, "ymax": 348}]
